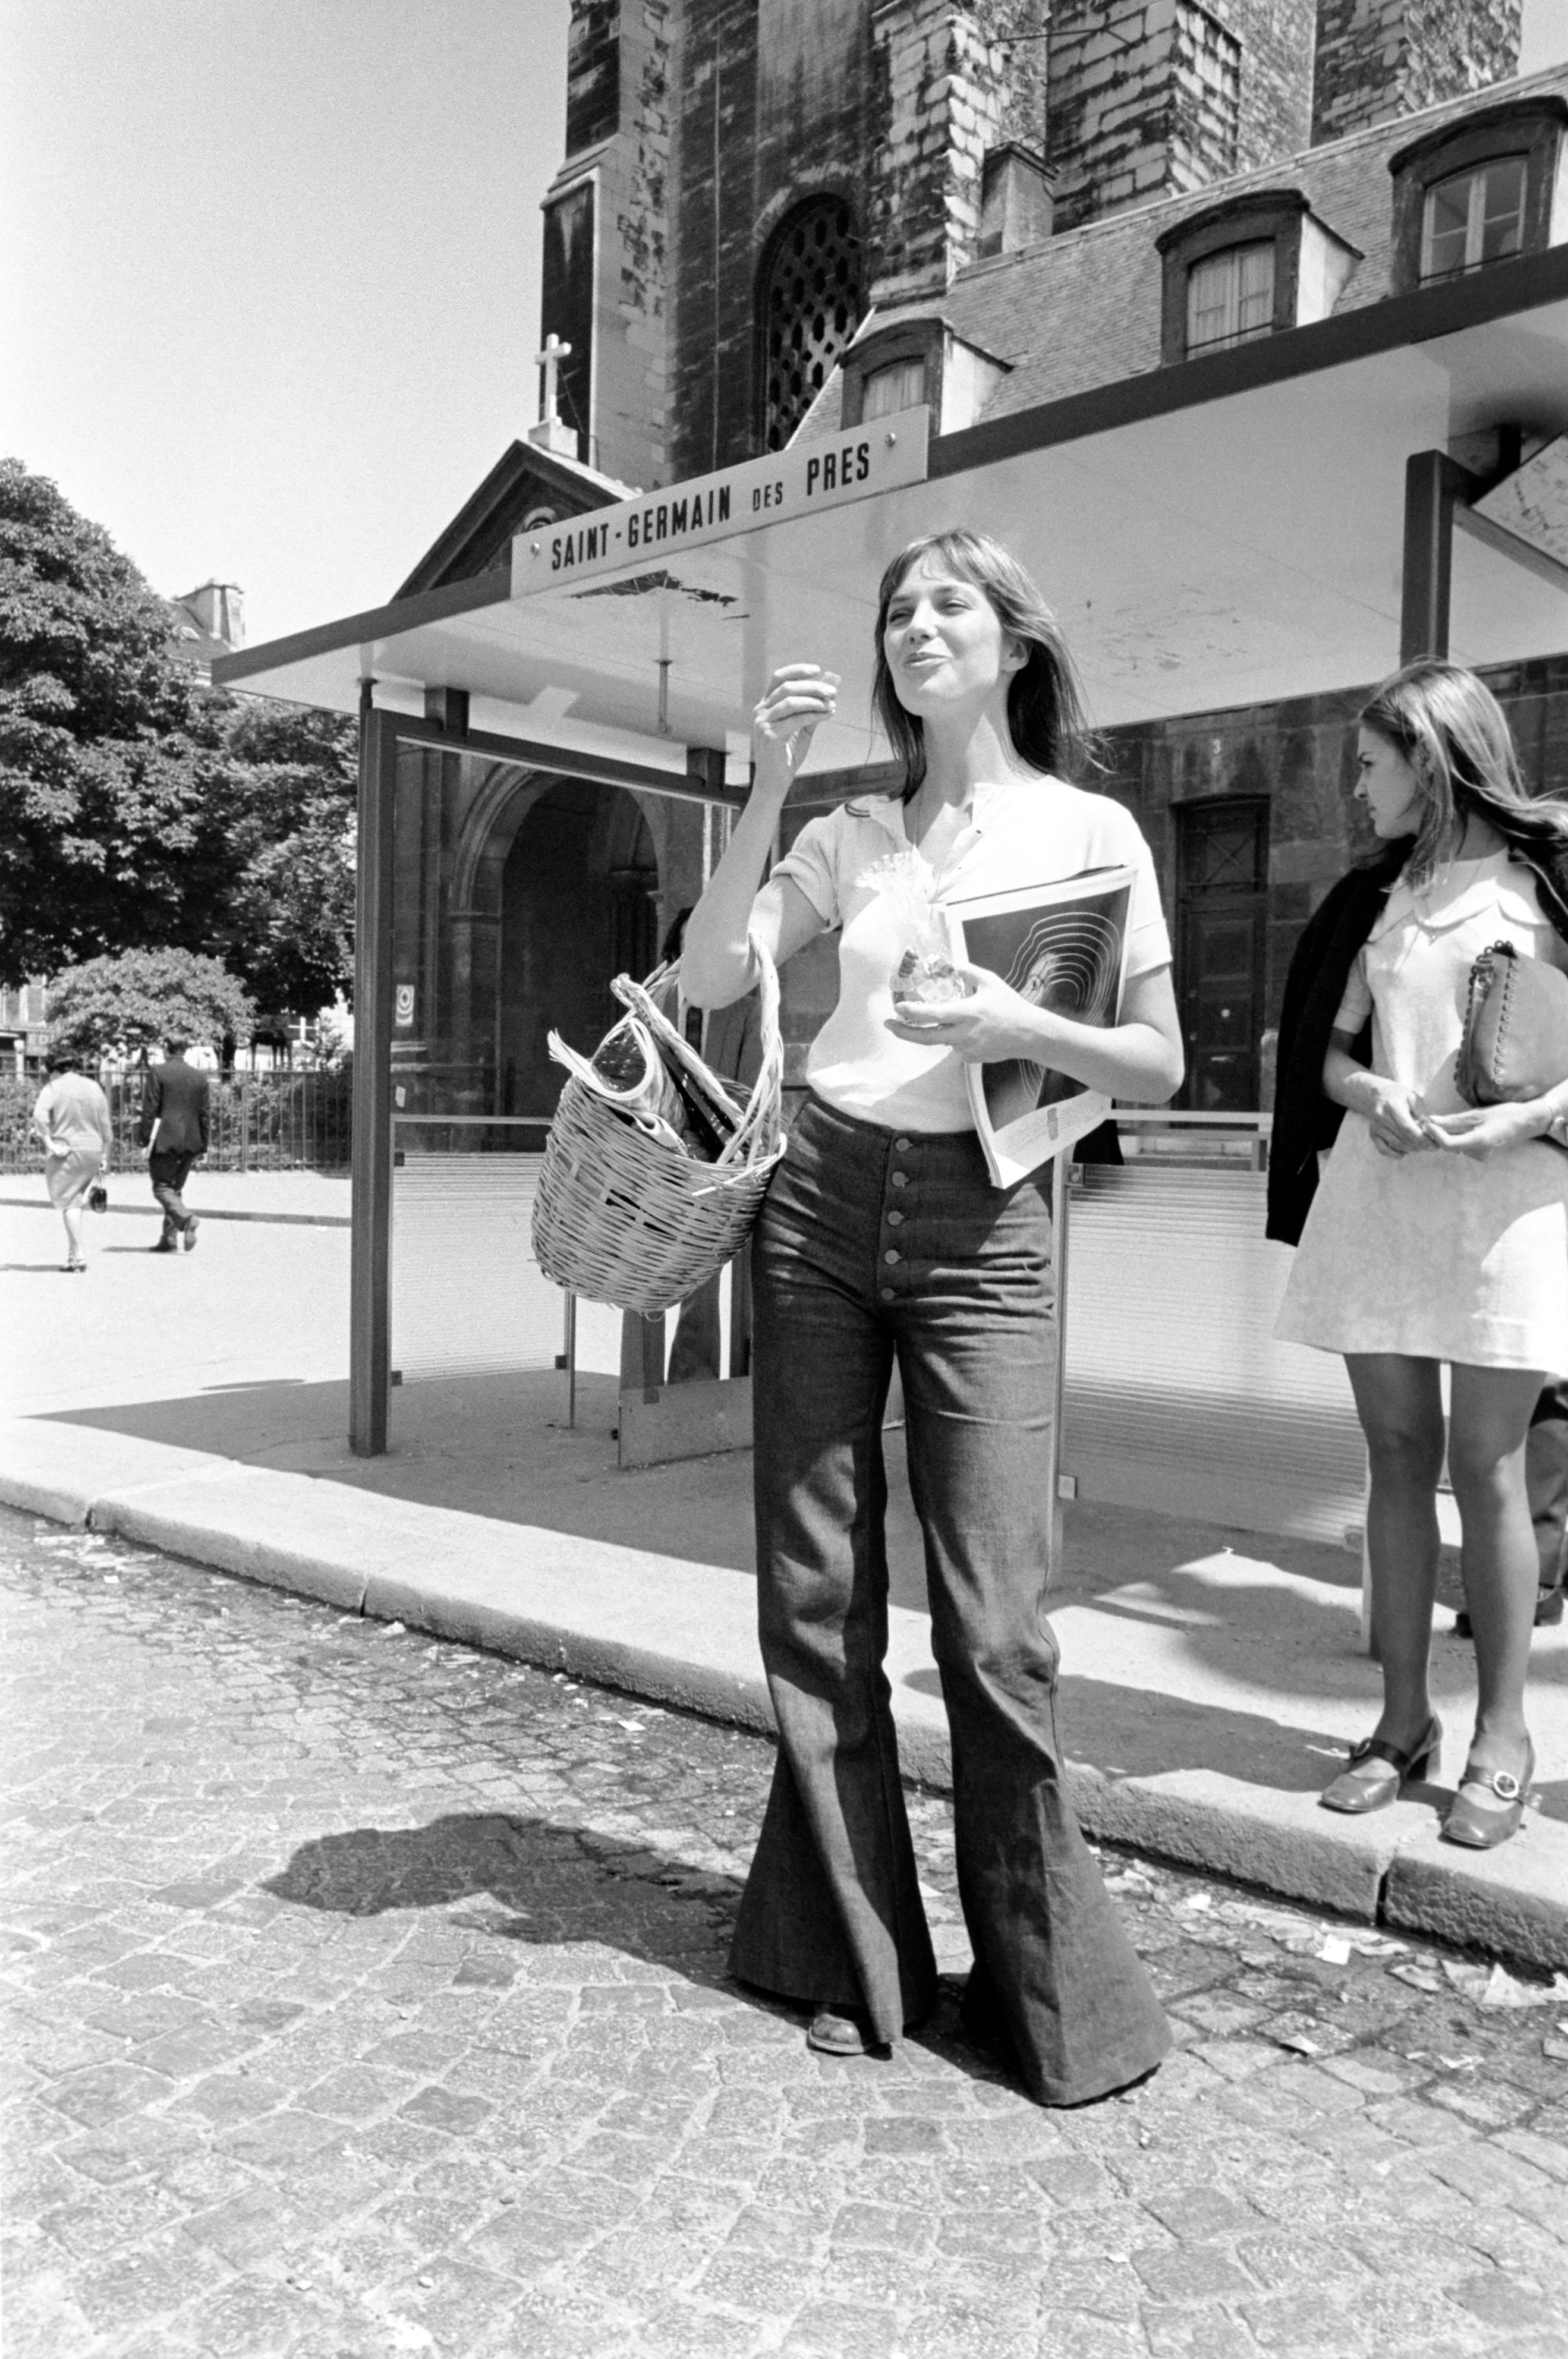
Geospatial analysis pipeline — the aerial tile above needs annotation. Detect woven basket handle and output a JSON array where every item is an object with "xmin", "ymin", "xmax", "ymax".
[{"xmin": 613, "ymin": 935, "xmax": 783, "ymax": 1171}]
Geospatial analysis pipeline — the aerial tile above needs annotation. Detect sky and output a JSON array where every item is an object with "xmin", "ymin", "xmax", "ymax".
[
  {"xmin": 4, "ymin": 0, "xmax": 1568, "ymax": 651},
  {"xmin": 2, "ymin": 0, "xmax": 569, "ymax": 643}
]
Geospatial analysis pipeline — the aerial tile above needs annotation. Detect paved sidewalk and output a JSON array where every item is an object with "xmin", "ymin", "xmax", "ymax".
[
  {"xmin": 2, "ymin": 1204, "xmax": 1564, "ymax": 1970},
  {"xmin": 1, "ymin": 1170, "xmax": 351, "ymax": 1226}
]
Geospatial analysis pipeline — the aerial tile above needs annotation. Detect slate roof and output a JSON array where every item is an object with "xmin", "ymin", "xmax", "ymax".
[{"xmin": 835, "ymin": 63, "xmax": 1568, "ymax": 433}]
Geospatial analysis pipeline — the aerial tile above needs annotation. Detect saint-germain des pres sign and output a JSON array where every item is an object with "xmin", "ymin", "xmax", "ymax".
[{"xmin": 510, "ymin": 407, "xmax": 930, "ymax": 596}]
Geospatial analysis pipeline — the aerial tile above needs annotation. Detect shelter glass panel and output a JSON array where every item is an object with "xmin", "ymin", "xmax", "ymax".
[
  {"xmin": 1063, "ymin": 1165, "xmax": 1364, "ymax": 1542},
  {"xmin": 385, "ymin": 737, "xmax": 681, "ymax": 1384}
]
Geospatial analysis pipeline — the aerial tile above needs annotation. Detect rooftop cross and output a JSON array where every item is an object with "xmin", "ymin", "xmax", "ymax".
[{"xmin": 535, "ymin": 333, "xmax": 572, "ymax": 429}]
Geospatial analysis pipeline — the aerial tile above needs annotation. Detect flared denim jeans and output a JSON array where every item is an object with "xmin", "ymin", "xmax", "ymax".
[{"xmin": 729, "ymin": 1093, "xmax": 1170, "ymax": 2106}]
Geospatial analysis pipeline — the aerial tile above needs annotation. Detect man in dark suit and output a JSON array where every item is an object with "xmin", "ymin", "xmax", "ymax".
[{"xmin": 138, "ymin": 1037, "xmax": 210, "ymax": 1253}]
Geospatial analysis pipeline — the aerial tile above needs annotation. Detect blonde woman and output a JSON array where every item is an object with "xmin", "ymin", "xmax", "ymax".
[{"xmin": 1271, "ymin": 661, "xmax": 1568, "ymax": 1849}]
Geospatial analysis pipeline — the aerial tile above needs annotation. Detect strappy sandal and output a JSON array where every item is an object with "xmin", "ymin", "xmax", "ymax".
[
  {"xmin": 1443, "ymin": 1741, "xmax": 1535, "ymax": 1850},
  {"xmin": 1320, "ymin": 1717, "xmax": 1441, "ymax": 1815}
]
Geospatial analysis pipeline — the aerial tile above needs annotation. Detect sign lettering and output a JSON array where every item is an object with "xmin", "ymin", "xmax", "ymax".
[{"xmin": 511, "ymin": 407, "xmax": 930, "ymax": 597}]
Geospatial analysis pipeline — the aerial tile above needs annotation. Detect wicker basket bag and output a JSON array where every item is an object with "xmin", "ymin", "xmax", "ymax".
[{"xmin": 531, "ymin": 941, "xmax": 786, "ymax": 1315}]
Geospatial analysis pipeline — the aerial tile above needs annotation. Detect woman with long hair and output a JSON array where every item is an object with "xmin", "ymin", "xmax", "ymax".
[
  {"xmin": 1271, "ymin": 659, "xmax": 1568, "ymax": 1847},
  {"xmin": 681, "ymin": 530, "xmax": 1182, "ymax": 2105}
]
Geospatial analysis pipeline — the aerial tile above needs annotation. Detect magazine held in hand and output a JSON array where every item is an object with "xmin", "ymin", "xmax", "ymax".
[{"xmin": 945, "ymin": 865, "xmax": 1135, "ymax": 1188}]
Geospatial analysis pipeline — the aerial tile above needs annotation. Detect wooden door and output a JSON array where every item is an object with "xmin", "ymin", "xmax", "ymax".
[{"xmin": 1175, "ymin": 798, "xmax": 1268, "ymax": 1111}]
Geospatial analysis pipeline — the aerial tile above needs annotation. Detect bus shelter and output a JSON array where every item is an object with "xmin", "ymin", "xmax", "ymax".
[{"xmin": 216, "ymin": 247, "xmax": 1568, "ymax": 1552}]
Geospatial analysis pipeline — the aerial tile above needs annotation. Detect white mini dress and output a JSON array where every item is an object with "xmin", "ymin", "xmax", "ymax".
[{"xmin": 1274, "ymin": 849, "xmax": 1568, "ymax": 1375}]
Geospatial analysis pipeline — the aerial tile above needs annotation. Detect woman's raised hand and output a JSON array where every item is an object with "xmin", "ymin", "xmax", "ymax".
[{"xmin": 752, "ymin": 664, "xmax": 839, "ymax": 798}]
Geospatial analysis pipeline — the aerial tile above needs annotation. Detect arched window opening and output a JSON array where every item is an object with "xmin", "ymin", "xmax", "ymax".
[{"xmin": 758, "ymin": 199, "xmax": 864, "ymax": 453}]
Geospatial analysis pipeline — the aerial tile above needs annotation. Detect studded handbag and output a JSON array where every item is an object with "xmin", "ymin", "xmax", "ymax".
[{"xmin": 1455, "ymin": 941, "xmax": 1568, "ymax": 1120}]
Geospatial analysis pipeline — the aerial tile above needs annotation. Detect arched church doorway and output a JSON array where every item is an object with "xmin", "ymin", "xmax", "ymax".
[{"xmin": 498, "ymin": 777, "xmax": 659, "ymax": 1116}]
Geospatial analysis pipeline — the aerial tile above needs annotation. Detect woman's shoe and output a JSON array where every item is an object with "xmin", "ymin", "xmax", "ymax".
[
  {"xmin": 805, "ymin": 2006, "xmax": 884, "ymax": 2057},
  {"xmin": 1442, "ymin": 1741, "xmax": 1535, "ymax": 1850},
  {"xmin": 1320, "ymin": 1717, "xmax": 1441, "ymax": 1814}
]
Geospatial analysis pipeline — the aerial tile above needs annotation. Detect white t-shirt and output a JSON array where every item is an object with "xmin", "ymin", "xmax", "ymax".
[{"xmin": 770, "ymin": 775, "xmax": 1172, "ymax": 1132}]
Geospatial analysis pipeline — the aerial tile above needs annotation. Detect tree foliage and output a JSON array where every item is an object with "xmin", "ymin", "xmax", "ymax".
[
  {"xmin": 0, "ymin": 460, "xmax": 356, "ymax": 1019},
  {"xmin": 46, "ymin": 949, "xmax": 256, "ymax": 1063},
  {"xmin": 206, "ymin": 700, "xmax": 357, "ymax": 1029}
]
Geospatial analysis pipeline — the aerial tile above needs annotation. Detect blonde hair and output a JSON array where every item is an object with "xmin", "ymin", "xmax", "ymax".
[{"xmin": 1359, "ymin": 660, "xmax": 1568, "ymax": 877}]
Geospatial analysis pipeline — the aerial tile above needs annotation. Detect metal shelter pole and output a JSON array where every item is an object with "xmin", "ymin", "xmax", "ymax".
[
  {"xmin": 1399, "ymin": 449, "xmax": 1475, "ymax": 663},
  {"xmin": 1046, "ymin": 1152, "xmax": 1072, "ymax": 1588},
  {"xmin": 350, "ymin": 696, "xmax": 396, "ymax": 1456}
]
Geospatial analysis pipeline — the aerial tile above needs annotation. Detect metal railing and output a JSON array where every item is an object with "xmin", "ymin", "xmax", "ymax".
[{"xmin": 0, "ymin": 1072, "xmax": 353, "ymax": 1174}]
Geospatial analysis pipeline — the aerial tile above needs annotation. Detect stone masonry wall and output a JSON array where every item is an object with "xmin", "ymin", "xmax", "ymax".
[
  {"xmin": 566, "ymin": 0, "xmax": 622, "ymax": 153},
  {"xmin": 1047, "ymin": 0, "xmax": 1191, "ymax": 229},
  {"xmin": 549, "ymin": 1, "xmax": 672, "ymax": 490},
  {"xmin": 667, "ymin": 1, "xmax": 1055, "ymax": 474},
  {"xmin": 671, "ymin": 0, "xmax": 883, "ymax": 480},
  {"xmin": 869, "ymin": 0, "xmax": 1009, "ymax": 301},
  {"xmin": 1048, "ymin": 0, "xmax": 1316, "ymax": 227},
  {"xmin": 1311, "ymin": 0, "xmax": 1522, "ymax": 143},
  {"xmin": 610, "ymin": 2, "xmax": 673, "ymax": 483},
  {"xmin": 1230, "ymin": 0, "xmax": 1318, "ymax": 169}
]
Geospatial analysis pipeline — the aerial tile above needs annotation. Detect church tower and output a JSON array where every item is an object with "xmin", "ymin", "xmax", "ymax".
[
  {"xmin": 539, "ymin": 2, "xmax": 673, "ymax": 490},
  {"xmin": 543, "ymin": 0, "xmax": 1528, "ymax": 489}
]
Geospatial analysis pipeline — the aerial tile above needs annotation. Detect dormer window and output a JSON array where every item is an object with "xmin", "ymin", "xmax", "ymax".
[
  {"xmin": 838, "ymin": 317, "xmax": 1008, "ymax": 435},
  {"xmin": 1186, "ymin": 241, "xmax": 1275, "ymax": 354},
  {"xmin": 1389, "ymin": 97, "xmax": 1567, "ymax": 297},
  {"xmin": 861, "ymin": 357, "xmax": 927, "ymax": 419},
  {"xmin": 1155, "ymin": 191, "xmax": 1360, "ymax": 366},
  {"xmin": 1421, "ymin": 156, "xmax": 1527, "ymax": 281}
]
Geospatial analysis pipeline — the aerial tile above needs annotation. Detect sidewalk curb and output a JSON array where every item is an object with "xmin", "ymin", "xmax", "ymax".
[
  {"xmin": 0, "ymin": 1195, "xmax": 350, "ymax": 1228},
  {"xmin": 2, "ymin": 1415, "xmax": 1563, "ymax": 1971}
]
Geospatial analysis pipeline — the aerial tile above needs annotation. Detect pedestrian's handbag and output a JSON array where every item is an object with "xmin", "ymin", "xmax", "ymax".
[
  {"xmin": 1455, "ymin": 941, "xmax": 1568, "ymax": 1137},
  {"xmin": 531, "ymin": 938, "xmax": 785, "ymax": 1315},
  {"xmin": 86, "ymin": 1181, "xmax": 109, "ymax": 1213}
]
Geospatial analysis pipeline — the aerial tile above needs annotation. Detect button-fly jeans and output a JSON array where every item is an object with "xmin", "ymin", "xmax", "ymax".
[{"xmin": 729, "ymin": 1093, "xmax": 1169, "ymax": 2106}]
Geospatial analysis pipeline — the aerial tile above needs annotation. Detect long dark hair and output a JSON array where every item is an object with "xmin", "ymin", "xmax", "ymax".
[
  {"xmin": 1359, "ymin": 660, "xmax": 1568, "ymax": 877},
  {"xmin": 871, "ymin": 530, "xmax": 1095, "ymax": 801}
]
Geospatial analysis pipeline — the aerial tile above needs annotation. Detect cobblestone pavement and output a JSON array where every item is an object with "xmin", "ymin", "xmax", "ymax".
[{"xmin": 4, "ymin": 1504, "xmax": 1568, "ymax": 2359}]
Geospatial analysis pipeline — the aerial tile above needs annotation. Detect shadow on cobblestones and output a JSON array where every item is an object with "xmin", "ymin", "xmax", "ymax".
[
  {"xmin": 262, "ymin": 1813, "xmax": 1016, "ymax": 2101},
  {"xmin": 265, "ymin": 1812, "xmax": 754, "ymax": 1985}
]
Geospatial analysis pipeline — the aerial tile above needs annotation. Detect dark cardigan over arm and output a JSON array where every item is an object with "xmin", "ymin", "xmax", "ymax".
[
  {"xmin": 1265, "ymin": 847, "xmax": 1403, "ymax": 1247},
  {"xmin": 1266, "ymin": 834, "xmax": 1568, "ymax": 1248}
]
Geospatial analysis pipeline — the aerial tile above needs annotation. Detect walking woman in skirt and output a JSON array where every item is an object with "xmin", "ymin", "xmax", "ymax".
[
  {"xmin": 681, "ymin": 531, "xmax": 1181, "ymax": 2105},
  {"xmin": 1271, "ymin": 662, "xmax": 1568, "ymax": 1849}
]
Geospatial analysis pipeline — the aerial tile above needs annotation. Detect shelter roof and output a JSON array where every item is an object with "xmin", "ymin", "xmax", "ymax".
[{"xmin": 215, "ymin": 248, "xmax": 1568, "ymax": 774}]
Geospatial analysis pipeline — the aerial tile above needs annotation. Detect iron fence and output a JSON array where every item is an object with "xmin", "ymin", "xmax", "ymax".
[{"xmin": 1, "ymin": 1071, "xmax": 352, "ymax": 1174}]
